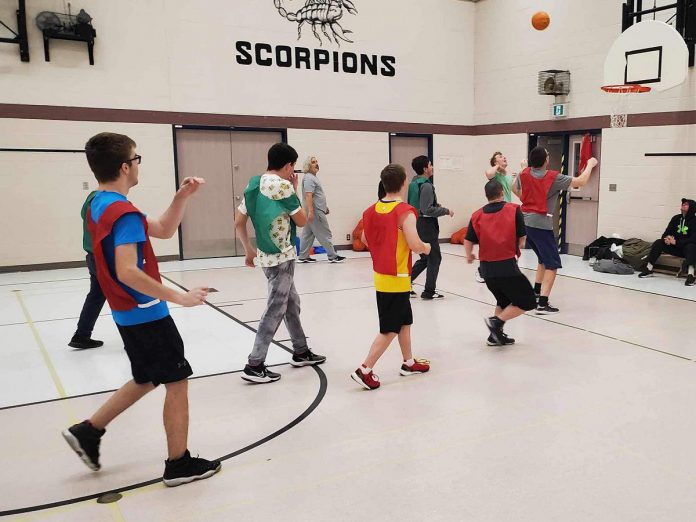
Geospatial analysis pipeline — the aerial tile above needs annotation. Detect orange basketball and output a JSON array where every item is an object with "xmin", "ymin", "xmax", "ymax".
[{"xmin": 532, "ymin": 11, "xmax": 550, "ymax": 31}]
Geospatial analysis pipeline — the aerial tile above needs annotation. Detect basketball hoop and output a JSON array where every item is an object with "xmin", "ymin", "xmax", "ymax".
[{"xmin": 601, "ymin": 84, "xmax": 651, "ymax": 128}]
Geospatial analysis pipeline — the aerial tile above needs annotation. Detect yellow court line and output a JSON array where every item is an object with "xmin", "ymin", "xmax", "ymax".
[
  {"xmin": 108, "ymin": 500, "xmax": 127, "ymax": 522},
  {"xmin": 13, "ymin": 289, "xmax": 68, "ymax": 399}
]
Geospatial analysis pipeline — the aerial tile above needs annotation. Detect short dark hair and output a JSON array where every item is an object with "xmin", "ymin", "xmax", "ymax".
[
  {"xmin": 267, "ymin": 143, "xmax": 298, "ymax": 171},
  {"xmin": 489, "ymin": 151, "xmax": 502, "ymax": 167},
  {"xmin": 85, "ymin": 132, "xmax": 137, "ymax": 183},
  {"xmin": 411, "ymin": 155, "xmax": 430, "ymax": 176},
  {"xmin": 528, "ymin": 146, "xmax": 548, "ymax": 169},
  {"xmin": 380, "ymin": 164, "xmax": 407, "ymax": 194},
  {"xmin": 485, "ymin": 179, "xmax": 504, "ymax": 201}
]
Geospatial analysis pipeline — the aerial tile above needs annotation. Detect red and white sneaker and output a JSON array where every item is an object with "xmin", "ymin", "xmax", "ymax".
[
  {"xmin": 399, "ymin": 358, "xmax": 430, "ymax": 376},
  {"xmin": 350, "ymin": 368, "xmax": 380, "ymax": 390}
]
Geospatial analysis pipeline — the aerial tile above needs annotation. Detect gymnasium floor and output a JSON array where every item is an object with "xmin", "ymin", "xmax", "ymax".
[{"xmin": 2, "ymin": 248, "xmax": 696, "ymax": 521}]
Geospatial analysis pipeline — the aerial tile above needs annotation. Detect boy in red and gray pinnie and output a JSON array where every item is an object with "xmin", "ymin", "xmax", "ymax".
[
  {"xmin": 465, "ymin": 179, "xmax": 537, "ymax": 345},
  {"xmin": 351, "ymin": 164, "xmax": 431, "ymax": 390}
]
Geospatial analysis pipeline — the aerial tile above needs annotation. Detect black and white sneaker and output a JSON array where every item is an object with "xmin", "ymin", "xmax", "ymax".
[
  {"xmin": 686, "ymin": 274, "xmax": 695, "ymax": 287},
  {"xmin": 62, "ymin": 420, "xmax": 105, "ymax": 471},
  {"xmin": 297, "ymin": 257, "xmax": 317, "ymax": 264},
  {"xmin": 329, "ymin": 255, "xmax": 346, "ymax": 263},
  {"xmin": 291, "ymin": 349, "xmax": 327, "ymax": 367},
  {"xmin": 241, "ymin": 364, "xmax": 281, "ymax": 384},
  {"xmin": 421, "ymin": 292, "xmax": 445, "ymax": 300},
  {"xmin": 409, "ymin": 290, "xmax": 418, "ymax": 299},
  {"xmin": 163, "ymin": 450, "xmax": 221, "ymax": 487},
  {"xmin": 638, "ymin": 268, "xmax": 654, "ymax": 278},
  {"xmin": 536, "ymin": 303, "xmax": 560, "ymax": 315},
  {"xmin": 487, "ymin": 333, "xmax": 515, "ymax": 346},
  {"xmin": 484, "ymin": 316, "xmax": 505, "ymax": 345}
]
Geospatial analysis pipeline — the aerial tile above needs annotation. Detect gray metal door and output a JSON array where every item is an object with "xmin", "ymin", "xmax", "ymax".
[
  {"xmin": 390, "ymin": 135, "xmax": 429, "ymax": 176},
  {"xmin": 565, "ymin": 134, "xmax": 601, "ymax": 256},
  {"xmin": 177, "ymin": 129, "xmax": 283, "ymax": 259},
  {"xmin": 177, "ymin": 129, "xmax": 236, "ymax": 259}
]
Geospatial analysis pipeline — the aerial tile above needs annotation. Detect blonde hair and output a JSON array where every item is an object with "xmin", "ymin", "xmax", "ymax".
[{"xmin": 303, "ymin": 156, "xmax": 317, "ymax": 173}]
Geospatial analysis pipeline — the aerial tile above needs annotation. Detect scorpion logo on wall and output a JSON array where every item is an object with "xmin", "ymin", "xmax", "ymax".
[{"xmin": 273, "ymin": 0, "xmax": 358, "ymax": 46}]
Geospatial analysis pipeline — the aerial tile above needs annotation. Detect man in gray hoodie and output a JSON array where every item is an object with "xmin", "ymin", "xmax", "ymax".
[{"xmin": 407, "ymin": 156, "xmax": 454, "ymax": 299}]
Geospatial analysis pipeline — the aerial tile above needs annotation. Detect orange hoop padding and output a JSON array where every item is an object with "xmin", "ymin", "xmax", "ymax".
[
  {"xmin": 601, "ymin": 84, "xmax": 651, "ymax": 94},
  {"xmin": 450, "ymin": 226, "xmax": 468, "ymax": 245}
]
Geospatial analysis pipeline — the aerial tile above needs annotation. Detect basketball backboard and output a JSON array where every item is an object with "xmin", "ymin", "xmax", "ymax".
[{"xmin": 604, "ymin": 20, "xmax": 689, "ymax": 91}]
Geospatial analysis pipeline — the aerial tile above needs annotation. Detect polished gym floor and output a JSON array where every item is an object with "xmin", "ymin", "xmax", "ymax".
[{"xmin": 2, "ymin": 247, "xmax": 696, "ymax": 521}]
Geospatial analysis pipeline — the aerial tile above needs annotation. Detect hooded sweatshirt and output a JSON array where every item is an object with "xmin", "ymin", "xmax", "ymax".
[{"xmin": 662, "ymin": 198, "xmax": 696, "ymax": 246}]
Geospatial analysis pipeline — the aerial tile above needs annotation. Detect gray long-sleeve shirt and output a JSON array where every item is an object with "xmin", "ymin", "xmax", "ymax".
[{"xmin": 418, "ymin": 182, "xmax": 449, "ymax": 218}]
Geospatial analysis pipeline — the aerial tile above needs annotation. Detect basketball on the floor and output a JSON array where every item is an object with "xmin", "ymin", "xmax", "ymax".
[{"xmin": 532, "ymin": 11, "xmax": 550, "ymax": 30}]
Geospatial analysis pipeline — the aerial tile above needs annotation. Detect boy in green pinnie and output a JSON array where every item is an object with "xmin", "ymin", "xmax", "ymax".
[{"xmin": 235, "ymin": 143, "xmax": 327, "ymax": 383}]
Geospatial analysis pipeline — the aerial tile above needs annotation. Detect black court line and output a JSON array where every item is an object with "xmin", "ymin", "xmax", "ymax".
[
  {"xmin": 0, "ymin": 363, "xmax": 294, "ymax": 413},
  {"xmin": 431, "ymin": 284, "xmax": 694, "ymax": 363},
  {"xmin": 0, "ymin": 276, "xmax": 328, "ymax": 517},
  {"xmin": 441, "ymin": 251, "xmax": 696, "ymax": 305}
]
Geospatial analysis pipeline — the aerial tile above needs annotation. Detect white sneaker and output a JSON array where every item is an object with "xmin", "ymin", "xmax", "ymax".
[{"xmin": 475, "ymin": 268, "xmax": 485, "ymax": 283}]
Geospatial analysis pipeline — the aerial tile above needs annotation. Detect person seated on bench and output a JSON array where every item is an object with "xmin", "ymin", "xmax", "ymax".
[{"xmin": 639, "ymin": 198, "xmax": 696, "ymax": 286}]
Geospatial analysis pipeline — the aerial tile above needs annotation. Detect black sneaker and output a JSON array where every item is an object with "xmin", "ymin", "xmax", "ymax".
[
  {"xmin": 409, "ymin": 290, "xmax": 418, "ymax": 299},
  {"xmin": 241, "ymin": 364, "xmax": 281, "ymax": 384},
  {"xmin": 163, "ymin": 450, "xmax": 221, "ymax": 487},
  {"xmin": 62, "ymin": 420, "xmax": 105, "ymax": 471},
  {"xmin": 686, "ymin": 274, "xmax": 695, "ymax": 287},
  {"xmin": 291, "ymin": 349, "xmax": 327, "ymax": 367},
  {"xmin": 421, "ymin": 292, "xmax": 445, "ymax": 300},
  {"xmin": 484, "ymin": 316, "xmax": 504, "ymax": 345},
  {"xmin": 329, "ymin": 255, "xmax": 346, "ymax": 263},
  {"xmin": 638, "ymin": 268, "xmax": 654, "ymax": 278},
  {"xmin": 68, "ymin": 335, "xmax": 104, "ymax": 349},
  {"xmin": 536, "ymin": 303, "xmax": 560, "ymax": 315},
  {"xmin": 297, "ymin": 257, "xmax": 317, "ymax": 263},
  {"xmin": 487, "ymin": 333, "xmax": 515, "ymax": 346}
]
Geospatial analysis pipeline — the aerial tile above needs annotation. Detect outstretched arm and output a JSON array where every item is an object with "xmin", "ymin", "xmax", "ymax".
[
  {"xmin": 570, "ymin": 158, "xmax": 598, "ymax": 189},
  {"xmin": 148, "ymin": 177, "xmax": 205, "ymax": 239}
]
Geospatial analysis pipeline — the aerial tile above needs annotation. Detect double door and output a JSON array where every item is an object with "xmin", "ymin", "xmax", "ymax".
[{"xmin": 175, "ymin": 129, "xmax": 283, "ymax": 259}]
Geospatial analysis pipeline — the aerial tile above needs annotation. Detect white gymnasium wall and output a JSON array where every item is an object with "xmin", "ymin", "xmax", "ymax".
[
  {"xmin": 473, "ymin": 0, "xmax": 696, "ymax": 125},
  {"xmin": 598, "ymin": 125, "xmax": 696, "ymax": 241},
  {"xmin": 0, "ymin": 119, "xmax": 176, "ymax": 266},
  {"xmin": 288, "ymin": 129, "xmax": 389, "ymax": 244},
  {"xmin": 0, "ymin": 0, "xmax": 475, "ymax": 125},
  {"xmin": 432, "ymin": 134, "xmax": 475, "ymax": 237}
]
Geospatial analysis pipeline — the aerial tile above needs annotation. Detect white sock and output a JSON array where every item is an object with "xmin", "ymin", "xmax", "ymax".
[
  {"xmin": 689, "ymin": 266, "xmax": 695, "ymax": 276},
  {"xmin": 360, "ymin": 365, "xmax": 372, "ymax": 374},
  {"xmin": 404, "ymin": 358, "xmax": 415, "ymax": 366},
  {"xmin": 647, "ymin": 263, "xmax": 654, "ymax": 271}
]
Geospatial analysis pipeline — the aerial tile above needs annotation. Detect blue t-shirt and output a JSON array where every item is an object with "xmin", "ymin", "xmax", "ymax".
[{"xmin": 90, "ymin": 191, "xmax": 170, "ymax": 326}]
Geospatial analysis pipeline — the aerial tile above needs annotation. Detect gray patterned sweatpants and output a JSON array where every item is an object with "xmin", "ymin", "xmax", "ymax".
[{"xmin": 248, "ymin": 260, "xmax": 309, "ymax": 366}]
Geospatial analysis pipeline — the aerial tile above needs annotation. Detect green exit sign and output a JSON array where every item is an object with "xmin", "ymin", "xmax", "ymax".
[{"xmin": 551, "ymin": 103, "xmax": 568, "ymax": 118}]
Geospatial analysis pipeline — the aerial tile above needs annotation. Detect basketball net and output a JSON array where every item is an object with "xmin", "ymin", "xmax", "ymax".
[{"xmin": 601, "ymin": 85, "xmax": 651, "ymax": 128}]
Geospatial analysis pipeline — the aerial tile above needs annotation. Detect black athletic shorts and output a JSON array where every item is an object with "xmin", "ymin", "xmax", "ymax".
[
  {"xmin": 116, "ymin": 315, "xmax": 193, "ymax": 386},
  {"xmin": 484, "ymin": 275, "xmax": 537, "ymax": 311},
  {"xmin": 376, "ymin": 291, "xmax": 413, "ymax": 334}
]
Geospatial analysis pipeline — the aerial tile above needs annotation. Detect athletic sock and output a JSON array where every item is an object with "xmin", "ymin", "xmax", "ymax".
[
  {"xmin": 647, "ymin": 263, "xmax": 654, "ymax": 271},
  {"xmin": 689, "ymin": 266, "xmax": 695, "ymax": 276},
  {"xmin": 404, "ymin": 358, "xmax": 415, "ymax": 367},
  {"xmin": 534, "ymin": 283, "xmax": 542, "ymax": 294},
  {"xmin": 360, "ymin": 365, "xmax": 372, "ymax": 374},
  {"xmin": 538, "ymin": 296, "xmax": 549, "ymax": 307}
]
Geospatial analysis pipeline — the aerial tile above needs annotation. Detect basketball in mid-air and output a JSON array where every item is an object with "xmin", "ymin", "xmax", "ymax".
[{"xmin": 532, "ymin": 11, "xmax": 550, "ymax": 31}]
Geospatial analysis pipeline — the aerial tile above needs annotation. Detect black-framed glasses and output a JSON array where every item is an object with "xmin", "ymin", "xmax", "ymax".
[{"xmin": 125, "ymin": 155, "xmax": 142, "ymax": 165}]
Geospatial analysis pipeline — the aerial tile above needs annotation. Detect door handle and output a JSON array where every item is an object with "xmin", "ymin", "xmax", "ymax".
[{"xmin": 235, "ymin": 196, "xmax": 241, "ymax": 201}]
